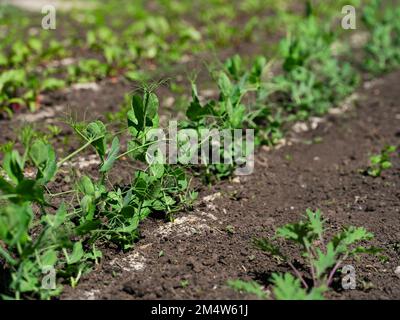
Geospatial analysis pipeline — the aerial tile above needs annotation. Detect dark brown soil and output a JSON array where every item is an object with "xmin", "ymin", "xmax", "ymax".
[{"xmin": 59, "ymin": 70, "xmax": 400, "ymax": 300}]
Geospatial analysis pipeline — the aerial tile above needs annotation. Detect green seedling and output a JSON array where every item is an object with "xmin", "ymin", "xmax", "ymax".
[
  {"xmin": 256, "ymin": 209, "xmax": 378, "ymax": 299},
  {"xmin": 230, "ymin": 209, "xmax": 378, "ymax": 300},
  {"xmin": 182, "ymin": 56, "xmax": 276, "ymax": 181},
  {"xmin": 180, "ymin": 279, "xmax": 189, "ymax": 288},
  {"xmin": 365, "ymin": 145, "xmax": 396, "ymax": 177}
]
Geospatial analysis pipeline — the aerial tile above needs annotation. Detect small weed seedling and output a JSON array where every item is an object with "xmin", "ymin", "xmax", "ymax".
[
  {"xmin": 229, "ymin": 209, "xmax": 378, "ymax": 300},
  {"xmin": 364, "ymin": 145, "xmax": 396, "ymax": 177}
]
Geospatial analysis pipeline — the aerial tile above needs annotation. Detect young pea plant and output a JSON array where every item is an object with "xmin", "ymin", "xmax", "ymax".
[
  {"xmin": 126, "ymin": 87, "xmax": 196, "ymax": 220},
  {"xmin": 273, "ymin": 15, "xmax": 359, "ymax": 119},
  {"xmin": 66, "ymin": 88, "xmax": 195, "ymax": 250},
  {"xmin": 181, "ymin": 56, "xmax": 271, "ymax": 182},
  {"xmin": 364, "ymin": 145, "xmax": 397, "ymax": 177},
  {"xmin": 0, "ymin": 133, "xmax": 100, "ymax": 299},
  {"xmin": 229, "ymin": 209, "xmax": 378, "ymax": 300},
  {"xmin": 362, "ymin": 0, "xmax": 400, "ymax": 75}
]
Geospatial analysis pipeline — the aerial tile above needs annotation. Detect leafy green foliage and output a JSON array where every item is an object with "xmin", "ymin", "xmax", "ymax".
[
  {"xmin": 2, "ymin": 0, "xmax": 398, "ymax": 301},
  {"xmin": 126, "ymin": 89, "xmax": 195, "ymax": 219},
  {"xmin": 365, "ymin": 145, "xmax": 397, "ymax": 177},
  {"xmin": 271, "ymin": 273, "xmax": 325, "ymax": 300},
  {"xmin": 253, "ymin": 209, "xmax": 378, "ymax": 300},
  {"xmin": 227, "ymin": 279, "xmax": 268, "ymax": 299},
  {"xmin": 182, "ymin": 56, "xmax": 276, "ymax": 181},
  {"xmin": 273, "ymin": 16, "xmax": 359, "ymax": 119},
  {"xmin": 0, "ymin": 137, "xmax": 99, "ymax": 299},
  {"xmin": 64, "ymin": 90, "xmax": 195, "ymax": 250},
  {"xmin": 362, "ymin": 0, "xmax": 400, "ymax": 75}
]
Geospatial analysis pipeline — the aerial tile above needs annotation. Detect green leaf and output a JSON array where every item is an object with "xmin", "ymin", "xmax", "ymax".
[
  {"xmin": 127, "ymin": 91, "xmax": 159, "ymax": 135},
  {"xmin": 218, "ymin": 72, "xmax": 232, "ymax": 98},
  {"xmin": 276, "ymin": 220, "xmax": 310, "ymax": 245},
  {"xmin": 381, "ymin": 161, "xmax": 392, "ymax": 170},
  {"xmin": 227, "ymin": 279, "xmax": 268, "ymax": 299},
  {"xmin": 225, "ymin": 54, "xmax": 243, "ymax": 79},
  {"xmin": 80, "ymin": 195, "xmax": 95, "ymax": 220},
  {"xmin": 41, "ymin": 78, "xmax": 65, "ymax": 91},
  {"xmin": 29, "ymin": 140, "xmax": 48, "ymax": 165},
  {"xmin": 150, "ymin": 164, "xmax": 165, "ymax": 179},
  {"xmin": 15, "ymin": 179, "xmax": 45, "ymax": 204},
  {"xmin": 29, "ymin": 140, "xmax": 57, "ymax": 184},
  {"xmin": 84, "ymin": 121, "xmax": 107, "ymax": 159},
  {"xmin": 100, "ymin": 137, "xmax": 120, "ymax": 173},
  {"xmin": 253, "ymin": 238, "xmax": 284, "ymax": 260},
  {"xmin": 75, "ymin": 219, "xmax": 101, "ymax": 236},
  {"xmin": 332, "ymin": 226, "xmax": 374, "ymax": 252},
  {"xmin": 42, "ymin": 203, "xmax": 67, "ymax": 229},
  {"xmin": 0, "ymin": 177, "xmax": 15, "ymax": 195},
  {"xmin": 249, "ymin": 56, "xmax": 267, "ymax": 84},
  {"xmin": 314, "ymin": 242, "xmax": 336, "ymax": 277},
  {"xmin": 0, "ymin": 203, "xmax": 33, "ymax": 247},
  {"xmin": 67, "ymin": 242, "xmax": 84, "ymax": 264},
  {"xmin": 2, "ymin": 150, "xmax": 24, "ymax": 184},
  {"xmin": 40, "ymin": 249, "xmax": 58, "ymax": 267},
  {"xmin": 271, "ymin": 273, "xmax": 325, "ymax": 300},
  {"xmin": 306, "ymin": 208, "xmax": 324, "ymax": 239},
  {"xmin": 77, "ymin": 176, "xmax": 95, "ymax": 196}
]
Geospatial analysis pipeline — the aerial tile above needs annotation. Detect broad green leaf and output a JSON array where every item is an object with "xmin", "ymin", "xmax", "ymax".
[
  {"xmin": 77, "ymin": 176, "xmax": 95, "ymax": 196},
  {"xmin": 0, "ymin": 203, "xmax": 33, "ymax": 247},
  {"xmin": 29, "ymin": 140, "xmax": 48, "ymax": 165},
  {"xmin": 2, "ymin": 150, "xmax": 24, "ymax": 184},
  {"xmin": 314, "ymin": 242, "xmax": 336, "ymax": 277},
  {"xmin": 84, "ymin": 121, "xmax": 107, "ymax": 159},
  {"xmin": 150, "ymin": 164, "xmax": 165, "ymax": 179},
  {"xmin": 146, "ymin": 92, "xmax": 159, "ymax": 121},
  {"xmin": 128, "ymin": 91, "xmax": 159, "ymax": 135},
  {"xmin": 29, "ymin": 140, "xmax": 57, "ymax": 184},
  {"xmin": 67, "ymin": 242, "xmax": 84, "ymax": 264},
  {"xmin": 100, "ymin": 137, "xmax": 120, "ymax": 173},
  {"xmin": 80, "ymin": 195, "xmax": 95, "ymax": 220},
  {"xmin": 40, "ymin": 249, "xmax": 58, "ymax": 267},
  {"xmin": 15, "ymin": 179, "xmax": 45, "ymax": 204}
]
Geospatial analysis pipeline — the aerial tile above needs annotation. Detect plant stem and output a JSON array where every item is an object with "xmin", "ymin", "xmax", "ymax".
[
  {"xmin": 288, "ymin": 261, "xmax": 309, "ymax": 289},
  {"xmin": 116, "ymin": 139, "xmax": 170, "ymax": 160},
  {"xmin": 306, "ymin": 246, "xmax": 317, "ymax": 286},
  {"xmin": 48, "ymin": 190, "xmax": 76, "ymax": 197},
  {"xmin": 57, "ymin": 139, "xmax": 95, "ymax": 167},
  {"xmin": 327, "ymin": 255, "xmax": 346, "ymax": 287}
]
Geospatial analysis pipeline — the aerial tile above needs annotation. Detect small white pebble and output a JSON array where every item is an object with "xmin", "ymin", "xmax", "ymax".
[{"xmin": 395, "ymin": 266, "xmax": 400, "ymax": 278}]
